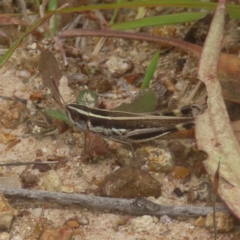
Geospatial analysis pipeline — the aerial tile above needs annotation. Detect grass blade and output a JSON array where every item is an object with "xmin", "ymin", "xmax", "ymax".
[
  {"xmin": 141, "ymin": 50, "xmax": 160, "ymax": 89},
  {"xmin": 111, "ymin": 12, "xmax": 206, "ymax": 30}
]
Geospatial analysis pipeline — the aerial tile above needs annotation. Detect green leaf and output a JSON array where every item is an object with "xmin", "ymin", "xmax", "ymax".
[
  {"xmin": 141, "ymin": 50, "xmax": 160, "ymax": 90},
  {"xmin": 45, "ymin": 109, "xmax": 68, "ymax": 122},
  {"xmin": 111, "ymin": 12, "xmax": 206, "ymax": 30},
  {"xmin": 77, "ymin": 89, "xmax": 98, "ymax": 107},
  {"xmin": 114, "ymin": 90, "xmax": 158, "ymax": 113}
]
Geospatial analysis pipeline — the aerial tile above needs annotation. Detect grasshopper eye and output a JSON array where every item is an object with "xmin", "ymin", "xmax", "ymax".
[
  {"xmin": 66, "ymin": 107, "xmax": 87, "ymax": 131},
  {"xmin": 66, "ymin": 109, "xmax": 78, "ymax": 124}
]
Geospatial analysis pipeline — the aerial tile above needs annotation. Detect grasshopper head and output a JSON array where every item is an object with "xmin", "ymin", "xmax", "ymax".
[{"xmin": 66, "ymin": 104, "xmax": 88, "ymax": 131}]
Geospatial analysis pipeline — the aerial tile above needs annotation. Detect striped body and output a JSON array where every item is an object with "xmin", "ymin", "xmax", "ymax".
[{"xmin": 66, "ymin": 104, "xmax": 195, "ymax": 143}]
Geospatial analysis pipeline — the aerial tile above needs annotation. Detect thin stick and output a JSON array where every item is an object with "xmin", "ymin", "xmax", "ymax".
[
  {"xmin": 0, "ymin": 161, "xmax": 58, "ymax": 167},
  {"xmin": 0, "ymin": 95, "xmax": 28, "ymax": 104},
  {"xmin": 0, "ymin": 188, "xmax": 229, "ymax": 218},
  {"xmin": 59, "ymin": 29, "xmax": 202, "ymax": 58}
]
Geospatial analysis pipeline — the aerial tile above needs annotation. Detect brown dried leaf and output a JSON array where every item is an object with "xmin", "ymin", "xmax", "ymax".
[
  {"xmin": 212, "ymin": 162, "xmax": 220, "ymax": 203},
  {"xmin": 38, "ymin": 50, "xmax": 64, "ymax": 106},
  {"xmin": 195, "ymin": 0, "xmax": 240, "ymax": 219},
  {"xmin": 231, "ymin": 120, "xmax": 240, "ymax": 144},
  {"xmin": 0, "ymin": 14, "xmax": 28, "ymax": 26},
  {"xmin": 212, "ymin": 162, "xmax": 220, "ymax": 240}
]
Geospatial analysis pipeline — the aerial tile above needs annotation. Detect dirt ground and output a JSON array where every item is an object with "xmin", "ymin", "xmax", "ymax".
[{"xmin": 0, "ymin": 3, "xmax": 240, "ymax": 240}]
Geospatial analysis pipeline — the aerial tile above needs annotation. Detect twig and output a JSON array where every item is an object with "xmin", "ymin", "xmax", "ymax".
[
  {"xmin": 0, "ymin": 95, "xmax": 28, "ymax": 104},
  {"xmin": 0, "ymin": 161, "xmax": 58, "ymax": 167},
  {"xmin": 59, "ymin": 29, "xmax": 201, "ymax": 57},
  {"xmin": 0, "ymin": 188, "xmax": 229, "ymax": 217}
]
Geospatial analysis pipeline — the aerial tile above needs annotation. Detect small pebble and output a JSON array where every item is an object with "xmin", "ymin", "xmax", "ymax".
[
  {"xmin": 21, "ymin": 171, "xmax": 39, "ymax": 187},
  {"xmin": 197, "ymin": 182, "xmax": 211, "ymax": 201},
  {"xmin": 28, "ymin": 43, "xmax": 37, "ymax": 50},
  {"xmin": 172, "ymin": 166, "xmax": 190, "ymax": 179},
  {"xmin": 135, "ymin": 145, "xmax": 174, "ymax": 173},
  {"xmin": 0, "ymin": 232, "xmax": 10, "ymax": 240},
  {"xmin": 167, "ymin": 140, "xmax": 187, "ymax": 161},
  {"xmin": 0, "ymin": 193, "xmax": 18, "ymax": 230},
  {"xmin": 205, "ymin": 212, "xmax": 234, "ymax": 233},
  {"xmin": 16, "ymin": 70, "xmax": 31, "ymax": 79},
  {"xmin": 194, "ymin": 216, "xmax": 205, "ymax": 228},
  {"xmin": 39, "ymin": 225, "xmax": 72, "ymax": 240},
  {"xmin": 129, "ymin": 215, "xmax": 155, "ymax": 233},
  {"xmin": 187, "ymin": 182, "xmax": 211, "ymax": 202},
  {"xmin": 160, "ymin": 215, "xmax": 172, "ymax": 224},
  {"xmin": 173, "ymin": 187, "xmax": 184, "ymax": 197},
  {"xmin": 77, "ymin": 214, "xmax": 88, "ymax": 225},
  {"xmin": 99, "ymin": 56, "xmax": 133, "ymax": 77},
  {"xmin": 67, "ymin": 220, "xmax": 79, "ymax": 228},
  {"xmin": 43, "ymin": 170, "xmax": 62, "ymax": 192}
]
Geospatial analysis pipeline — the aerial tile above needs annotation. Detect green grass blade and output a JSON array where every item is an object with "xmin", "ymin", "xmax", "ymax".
[
  {"xmin": 55, "ymin": 1, "xmax": 240, "ymax": 19},
  {"xmin": 56, "ymin": 1, "xmax": 217, "ymax": 13},
  {"xmin": 47, "ymin": 0, "xmax": 58, "ymax": 35},
  {"xmin": 109, "ymin": 0, "xmax": 126, "ymax": 25},
  {"xmin": 141, "ymin": 50, "xmax": 160, "ymax": 90},
  {"xmin": 0, "ymin": 11, "xmax": 57, "ymax": 68},
  {"xmin": 111, "ymin": 12, "xmax": 206, "ymax": 30}
]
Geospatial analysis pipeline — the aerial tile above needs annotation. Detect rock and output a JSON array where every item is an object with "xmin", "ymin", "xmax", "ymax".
[
  {"xmin": 76, "ymin": 214, "xmax": 88, "ymax": 225},
  {"xmin": 116, "ymin": 147, "xmax": 133, "ymax": 166},
  {"xmin": 66, "ymin": 220, "xmax": 79, "ymax": 228},
  {"xmin": 172, "ymin": 187, "xmax": 184, "ymax": 197},
  {"xmin": 0, "ymin": 132, "xmax": 15, "ymax": 144},
  {"xmin": 32, "ymin": 161, "xmax": 52, "ymax": 173},
  {"xmin": 187, "ymin": 182, "xmax": 211, "ymax": 202},
  {"xmin": 160, "ymin": 215, "xmax": 172, "ymax": 224},
  {"xmin": 17, "ymin": 69, "xmax": 31, "ymax": 78},
  {"xmin": 100, "ymin": 166, "xmax": 161, "ymax": 198},
  {"xmin": 40, "ymin": 225, "xmax": 73, "ymax": 240},
  {"xmin": 194, "ymin": 216, "xmax": 205, "ymax": 228},
  {"xmin": 191, "ymin": 153, "xmax": 206, "ymax": 177},
  {"xmin": 172, "ymin": 166, "xmax": 190, "ymax": 179},
  {"xmin": 21, "ymin": 171, "xmax": 39, "ymax": 188},
  {"xmin": 205, "ymin": 212, "xmax": 234, "ymax": 233},
  {"xmin": 197, "ymin": 182, "xmax": 211, "ymax": 201},
  {"xmin": 0, "ymin": 192, "xmax": 18, "ymax": 230},
  {"xmin": 167, "ymin": 140, "xmax": 188, "ymax": 161},
  {"xmin": 129, "ymin": 215, "xmax": 155, "ymax": 233},
  {"xmin": 135, "ymin": 145, "xmax": 174, "ymax": 173},
  {"xmin": 99, "ymin": 56, "xmax": 133, "ymax": 77},
  {"xmin": 43, "ymin": 170, "xmax": 62, "ymax": 192},
  {"xmin": 0, "ymin": 102, "xmax": 28, "ymax": 129},
  {"xmin": 88, "ymin": 78, "xmax": 112, "ymax": 93},
  {"xmin": 0, "ymin": 232, "xmax": 10, "ymax": 240}
]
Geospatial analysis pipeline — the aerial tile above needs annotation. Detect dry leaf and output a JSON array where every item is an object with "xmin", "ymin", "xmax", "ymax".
[
  {"xmin": 38, "ymin": 50, "xmax": 64, "ymax": 106},
  {"xmin": 195, "ymin": 0, "xmax": 240, "ymax": 219}
]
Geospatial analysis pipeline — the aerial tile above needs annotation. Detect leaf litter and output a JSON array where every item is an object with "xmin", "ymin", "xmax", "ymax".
[
  {"xmin": 195, "ymin": 0, "xmax": 240, "ymax": 220},
  {"xmin": 1, "ymin": 1, "xmax": 240, "ymax": 239}
]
